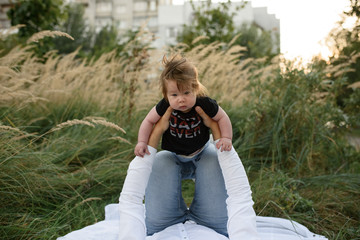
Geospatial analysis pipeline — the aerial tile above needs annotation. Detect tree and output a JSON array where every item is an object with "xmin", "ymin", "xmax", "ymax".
[
  {"xmin": 7, "ymin": 0, "xmax": 65, "ymax": 39},
  {"xmin": 53, "ymin": 3, "xmax": 91, "ymax": 56},
  {"xmin": 0, "ymin": 25, "xmax": 23, "ymax": 57},
  {"xmin": 177, "ymin": 0, "xmax": 239, "ymax": 48},
  {"xmin": 326, "ymin": 0, "xmax": 360, "ymax": 126},
  {"xmin": 235, "ymin": 23, "xmax": 279, "ymax": 59},
  {"xmin": 176, "ymin": 0, "xmax": 278, "ymax": 59},
  {"xmin": 90, "ymin": 24, "xmax": 120, "ymax": 60},
  {"xmin": 6, "ymin": 0, "xmax": 66, "ymax": 58}
]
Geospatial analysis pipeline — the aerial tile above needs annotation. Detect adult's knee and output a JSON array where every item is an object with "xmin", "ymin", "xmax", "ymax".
[
  {"xmin": 197, "ymin": 144, "xmax": 219, "ymax": 168},
  {"xmin": 152, "ymin": 151, "xmax": 178, "ymax": 173}
]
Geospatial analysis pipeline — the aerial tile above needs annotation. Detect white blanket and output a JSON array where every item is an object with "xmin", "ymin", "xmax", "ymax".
[
  {"xmin": 58, "ymin": 145, "xmax": 327, "ymax": 240},
  {"xmin": 58, "ymin": 204, "xmax": 327, "ymax": 240}
]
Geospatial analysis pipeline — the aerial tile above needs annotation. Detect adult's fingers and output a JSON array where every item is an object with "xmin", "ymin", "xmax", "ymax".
[
  {"xmin": 195, "ymin": 106, "xmax": 208, "ymax": 119},
  {"xmin": 162, "ymin": 106, "xmax": 173, "ymax": 120}
]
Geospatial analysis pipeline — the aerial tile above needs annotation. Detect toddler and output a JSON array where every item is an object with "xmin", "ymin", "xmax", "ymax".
[
  {"xmin": 135, "ymin": 55, "xmax": 232, "ymax": 157},
  {"xmin": 135, "ymin": 54, "xmax": 233, "ymax": 237}
]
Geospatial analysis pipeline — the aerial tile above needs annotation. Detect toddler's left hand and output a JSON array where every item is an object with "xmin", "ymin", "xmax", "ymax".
[{"xmin": 216, "ymin": 137, "xmax": 232, "ymax": 152}]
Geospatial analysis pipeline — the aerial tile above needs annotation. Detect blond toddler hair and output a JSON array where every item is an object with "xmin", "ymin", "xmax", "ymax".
[{"xmin": 160, "ymin": 54, "xmax": 208, "ymax": 100}]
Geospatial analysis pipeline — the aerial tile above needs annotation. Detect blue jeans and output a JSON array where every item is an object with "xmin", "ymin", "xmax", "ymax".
[{"xmin": 145, "ymin": 142, "xmax": 228, "ymax": 237}]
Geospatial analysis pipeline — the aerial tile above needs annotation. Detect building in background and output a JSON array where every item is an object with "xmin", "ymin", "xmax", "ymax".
[
  {"xmin": 0, "ymin": 0, "xmax": 280, "ymax": 51},
  {"xmin": 156, "ymin": 1, "xmax": 279, "ymax": 49},
  {"xmin": 71, "ymin": 0, "xmax": 280, "ymax": 50},
  {"xmin": 0, "ymin": 0, "xmax": 12, "ymax": 30},
  {"xmin": 71, "ymin": 0, "xmax": 166, "ymax": 33}
]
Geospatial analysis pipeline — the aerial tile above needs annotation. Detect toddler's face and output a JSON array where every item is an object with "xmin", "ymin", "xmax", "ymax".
[{"xmin": 166, "ymin": 80, "xmax": 196, "ymax": 113}]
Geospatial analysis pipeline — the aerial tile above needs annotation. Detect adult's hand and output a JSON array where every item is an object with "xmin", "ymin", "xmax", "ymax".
[
  {"xmin": 195, "ymin": 106, "xmax": 221, "ymax": 140},
  {"xmin": 148, "ymin": 107, "xmax": 173, "ymax": 148}
]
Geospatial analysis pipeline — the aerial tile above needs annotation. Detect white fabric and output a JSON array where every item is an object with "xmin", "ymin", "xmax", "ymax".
[
  {"xmin": 118, "ymin": 146, "xmax": 157, "ymax": 240},
  {"xmin": 58, "ymin": 144, "xmax": 328, "ymax": 240},
  {"xmin": 58, "ymin": 204, "xmax": 327, "ymax": 240},
  {"xmin": 216, "ymin": 145, "xmax": 259, "ymax": 240}
]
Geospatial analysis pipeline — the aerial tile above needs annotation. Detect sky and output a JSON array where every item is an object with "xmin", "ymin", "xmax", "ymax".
[{"xmin": 173, "ymin": 0, "xmax": 352, "ymax": 62}]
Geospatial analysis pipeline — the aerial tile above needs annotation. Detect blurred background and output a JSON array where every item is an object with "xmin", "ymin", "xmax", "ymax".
[{"xmin": 0, "ymin": 0, "xmax": 359, "ymax": 239}]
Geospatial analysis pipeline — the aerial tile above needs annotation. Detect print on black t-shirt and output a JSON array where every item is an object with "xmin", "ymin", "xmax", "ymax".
[
  {"xmin": 156, "ymin": 97, "xmax": 219, "ymax": 155},
  {"xmin": 169, "ymin": 111, "xmax": 202, "ymax": 139}
]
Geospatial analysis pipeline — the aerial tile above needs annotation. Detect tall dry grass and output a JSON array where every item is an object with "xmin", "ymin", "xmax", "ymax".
[{"xmin": 0, "ymin": 30, "xmax": 359, "ymax": 239}]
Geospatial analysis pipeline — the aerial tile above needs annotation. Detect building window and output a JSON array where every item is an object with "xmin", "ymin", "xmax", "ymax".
[
  {"xmin": 133, "ymin": 17, "xmax": 147, "ymax": 27},
  {"xmin": 134, "ymin": 1, "xmax": 147, "ymax": 12},
  {"xmin": 133, "ymin": 16, "xmax": 157, "ymax": 28},
  {"xmin": 96, "ymin": 2, "xmax": 112, "ymax": 13},
  {"xmin": 166, "ymin": 27, "xmax": 177, "ymax": 38},
  {"xmin": 115, "ymin": 5, "xmax": 127, "ymax": 15},
  {"xmin": 150, "ymin": 0, "xmax": 157, "ymax": 11},
  {"xmin": 119, "ymin": 21, "xmax": 128, "ymax": 29},
  {"xmin": 96, "ymin": 17, "xmax": 112, "ymax": 28},
  {"xmin": 133, "ymin": 17, "xmax": 142, "ymax": 27},
  {"xmin": 147, "ymin": 17, "xmax": 157, "ymax": 27}
]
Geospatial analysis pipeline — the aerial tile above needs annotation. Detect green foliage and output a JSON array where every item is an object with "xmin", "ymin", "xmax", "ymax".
[
  {"xmin": 5, "ymin": 0, "xmax": 66, "ymax": 58},
  {"xmin": 251, "ymin": 170, "xmax": 360, "ymax": 239},
  {"xmin": 0, "ymin": 98, "xmax": 134, "ymax": 239},
  {"xmin": 223, "ymin": 58, "xmax": 359, "ymax": 238},
  {"xmin": 7, "ymin": 0, "xmax": 66, "ymax": 39},
  {"xmin": 5, "ymin": 0, "xmax": 68, "ymax": 58},
  {"xmin": 88, "ymin": 25, "xmax": 153, "ymax": 61},
  {"xmin": 326, "ymin": 0, "xmax": 360, "ymax": 127},
  {"xmin": 177, "ymin": 0, "xmax": 238, "ymax": 46},
  {"xmin": 90, "ymin": 24, "xmax": 121, "ymax": 60},
  {"xmin": 3, "ymin": 0, "xmax": 146, "ymax": 61},
  {"xmin": 0, "ymin": 134, "xmax": 130, "ymax": 239},
  {"xmin": 176, "ymin": 0, "xmax": 278, "ymax": 59},
  {"xmin": 53, "ymin": 3, "xmax": 91, "ymax": 56},
  {"xmin": 230, "ymin": 60, "xmax": 355, "ymax": 174},
  {"xmin": 235, "ymin": 23, "xmax": 279, "ymax": 59},
  {"xmin": 51, "ymin": 3, "xmax": 151, "ymax": 61},
  {"xmin": 0, "ymin": 31, "xmax": 22, "ymax": 57},
  {"xmin": 0, "ymin": 16, "xmax": 359, "ymax": 240}
]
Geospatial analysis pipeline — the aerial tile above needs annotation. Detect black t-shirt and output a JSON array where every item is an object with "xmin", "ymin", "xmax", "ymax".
[{"xmin": 156, "ymin": 97, "xmax": 219, "ymax": 155}]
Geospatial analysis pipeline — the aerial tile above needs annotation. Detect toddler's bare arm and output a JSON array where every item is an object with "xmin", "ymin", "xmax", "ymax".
[
  {"xmin": 212, "ymin": 106, "xmax": 233, "ymax": 151},
  {"xmin": 134, "ymin": 106, "xmax": 161, "ymax": 157}
]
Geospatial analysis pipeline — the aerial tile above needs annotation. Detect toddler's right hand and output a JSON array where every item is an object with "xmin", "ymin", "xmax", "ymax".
[{"xmin": 134, "ymin": 141, "xmax": 150, "ymax": 157}]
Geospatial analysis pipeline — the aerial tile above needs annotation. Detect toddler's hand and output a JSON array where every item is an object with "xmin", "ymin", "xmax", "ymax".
[
  {"xmin": 134, "ymin": 142, "xmax": 150, "ymax": 157},
  {"xmin": 216, "ymin": 137, "xmax": 232, "ymax": 152}
]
